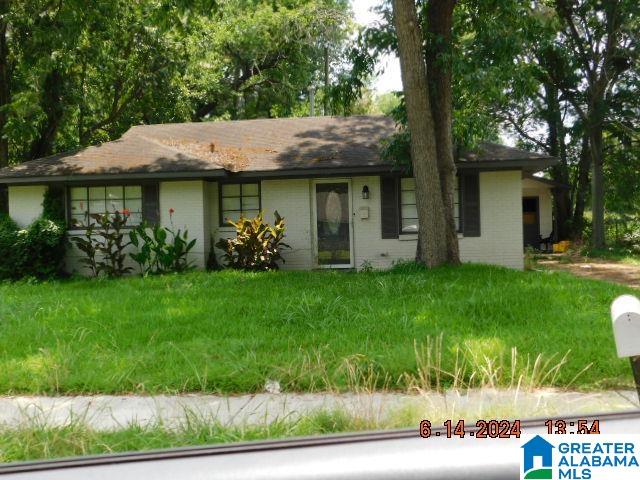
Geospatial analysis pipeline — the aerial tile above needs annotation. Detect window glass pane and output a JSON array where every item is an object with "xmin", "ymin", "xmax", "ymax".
[
  {"xmin": 242, "ymin": 196, "xmax": 260, "ymax": 210},
  {"xmin": 243, "ymin": 209, "xmax": 259, "ymax": 219},
  {"xmin": 242, "ymin": 183, "xmax": 259, "ymax": 196},
  {"xmin": 71, "ymin": 213, "xmax": 87, "ymax": 227},
  {"xmin": 70, "ymin": 187, "xmax": 87, "ymax": 201},
  {"xmin": 401, "ymin": 190, "xmax": 416, "ymax": 205},
  {"xmin": 401, "ymin": 219, "xmax": 418, "ymax": 233},
  {"xmin": 400, "ymin": 177, "xmax": 415, "ymax": 190},
  {"xmin": 401, "ymin": 204, "xmax": 417, "ymax": 220},
  {"xmin": 125, "ymin": 198, "xmax": 142, "ymax": 213},
  {"xmin": 222, "ymin": 197, "xmax": 241, "ymax": 210},
  {"xmin": 89, "ymin": 186, "xmax": 105, "ymax": 200},
  {"xmin": 70, "ymin": 199, "xmax": 87, "ymax": 214},
  {"xmin": 221, "ymin": 210, "xmax": 239, "ymax": 223},
  {"xmin": 128, "ymin": 212, "xmax": 142, "ymax": 225},
  {"xmin": 106, "ymin": 186, "xmax": 123, "ymax": 200},
  {"xmin": 107, "ymin": 199, "xmax": 124, "ymax": 213},
  {"xmin": 124, "ymin": 185, "xmax": 142, "ymax": 199},
  {"xmin": 89, "ymin": 199, "xmax": 106, "ymax": 214},
  {"xmin": 222, "ymin": 184, "xmax": 240, "ymax": 196}
]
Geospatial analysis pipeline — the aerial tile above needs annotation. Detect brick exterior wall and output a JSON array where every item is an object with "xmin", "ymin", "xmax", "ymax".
[
  {"xmin": 8, "ymin": 185, "xmax": 46, "ymax": 227},
  {"xmin": 6, "ymin": 170, "xmax": 527, "ymax": 275},
  {"xmin": 159, "ymin": 180, "xmax": 209, "ymax": 270}
]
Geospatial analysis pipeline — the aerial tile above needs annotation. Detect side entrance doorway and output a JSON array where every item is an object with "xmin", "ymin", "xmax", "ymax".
[{"xmin": 523, "ymin": 196, "xmax": 540, "ymax": 249}]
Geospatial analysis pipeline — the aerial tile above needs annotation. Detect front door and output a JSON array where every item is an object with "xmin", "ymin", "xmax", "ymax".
[
  {"xmin": 314, "ymin": 181, "xmax": 353, "ymax": 268},
  {"xmin": 522, "ymin": 196, "xmax": 540, "ymax": 249}
]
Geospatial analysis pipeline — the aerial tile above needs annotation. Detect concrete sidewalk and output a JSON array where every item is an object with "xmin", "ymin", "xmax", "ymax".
[
  {"xmin": 0, "ymin": 389, "xmax": 639, "ymax": 430},
  {"xmin": 0, "ymin": 389, "xmax": 637, "ymax": 430}
]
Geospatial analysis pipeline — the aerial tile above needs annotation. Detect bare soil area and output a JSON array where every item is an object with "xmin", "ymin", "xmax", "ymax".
[{"xmin": 538, "ymin": 254, "xmax": 640, "ymax": 288}]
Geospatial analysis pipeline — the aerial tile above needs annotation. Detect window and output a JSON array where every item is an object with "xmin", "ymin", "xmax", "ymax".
[
  {"xmin": 399, "ymin": 177, "xmax": 460, "ymax": 234},
  {"xmin": 220, "ymin": 182, "xmax": 260, "ymax": 225},
  {"xmin": 69, "ymin": 185, "xmax": 143, "ymax": 227},
  {"xmin": 400, "ymin": 178, "xmax": 418, "ymax": 233}
]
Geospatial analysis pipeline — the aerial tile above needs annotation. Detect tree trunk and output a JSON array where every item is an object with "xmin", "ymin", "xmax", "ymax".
[
  {"xmin": 0, "ymin": 3, "xmax": 10, "ymax": 167},
  {"xmin": 29, "ymin": 68, "xmax": 65, "ymax": 160},
  {"xmin": 589, "ymin": 123, "xmax": 605, "ymax": 248},
  {"xmin": 571, "ymin": 134, "xmax": 591, "ymax": 239},
  {"xmin": 392, "ymin": 0, "xmax": 447, "ymax": 267},
  {"xmin": 323, "ymin": 45, "xmax": 330, "ymax": 116},
  {"xmin": 543, "ymin": 83, "xmax": 571, "ymax": 240},
  {"xmin": 425, "ymin": 0, "xmax": 459, "ymax": 264}
]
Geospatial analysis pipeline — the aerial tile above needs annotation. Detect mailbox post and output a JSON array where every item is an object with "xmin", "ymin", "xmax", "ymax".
[{"xmin": 611, "ymin": 295, "xmax": 640, "ymax": 401}]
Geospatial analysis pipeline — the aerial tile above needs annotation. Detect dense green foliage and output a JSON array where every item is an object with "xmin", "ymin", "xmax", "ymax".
[
  {"xmin": 0, "ymin": 264, "xmax": 632, "ymax": 394},
  {"xmin": 346, "ymin": 0, "xmax": 639, "ymax": 244},
  {"xmin": 0, "ymin": 187, "xmax": 67, "ymax": 281},
  {"xmin": 0, "ymin": 213, "xmax": 19, "ymax": 279},
  {"xmin": 129, "ymin": 222, "xmax": 197, "ymax": 275},
  {"xmin": 0, "ymin": 216, "xmax": 66, "ymax": 281},
  {"xmin": 14, "ymin": 218, "xmax": 67, "ymax": 279},
  {"xmin": 0, "ymin": 0, "xmax": 353, "ymax": 167},
  {"xmin": 216, "ymin": 212, "xmax": 290, "ymax": 271}
]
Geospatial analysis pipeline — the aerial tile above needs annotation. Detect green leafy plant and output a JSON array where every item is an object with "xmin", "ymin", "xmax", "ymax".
[
  {"xmin": 71, "ymin": 222, "xmax": 99, "ymax": 277},
  {"xmin": 71, "ymin": 211, "xmax": 132, "ymax": 277},
  {"xmin": 129, "ymin": 215, "xmax": 196, "ymax": 275},
  {"xmin": 215, "ymin": 211, "xmax": 289, "ymax": 271}
]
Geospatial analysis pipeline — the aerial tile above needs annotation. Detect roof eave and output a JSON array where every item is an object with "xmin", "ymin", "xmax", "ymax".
[
  {"xmin": 0, "ymin": 157, "xmax": 558, "ymax": 185},
  {"xmin": 0, "ymin": 169, "xmax": 228, "ymax": 185},
  {"xmin": 456, "ymin": 157, "xmax": 558, "ymax": 172}
]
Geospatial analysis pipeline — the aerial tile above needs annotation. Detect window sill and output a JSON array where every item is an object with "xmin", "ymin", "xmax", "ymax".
[
  {"xmin": 67, "ymin": 226, "xmax": 141, "ymax": 234},
  {"xmin": 398, "ymin": 234, "xmax": 417, "ymax": 241},
  {"xmin": 397, "ymin": 233, "xmax": 465, "ymax": 241}
]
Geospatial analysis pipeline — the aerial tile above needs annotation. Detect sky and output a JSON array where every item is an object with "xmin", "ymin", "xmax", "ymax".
[
  {"xmin": 350, "ymin": 0, "xmax": 403, "ymax": 93},
  {"xmin": 350, "ymin": 0, "xmax": 517, "ymax": 146}
]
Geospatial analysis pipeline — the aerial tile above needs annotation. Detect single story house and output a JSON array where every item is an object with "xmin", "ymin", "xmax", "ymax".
[{"xmin": 0, "ymin": 115, "xmax": 559, "ymax": 272}]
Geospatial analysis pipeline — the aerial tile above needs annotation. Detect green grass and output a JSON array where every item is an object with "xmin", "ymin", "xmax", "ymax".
[
  {"xmin": 0, "ymin": 263, "xmax": 633, "ymax": 394},
  {"xmin": 0, "ymin": 412, "xmax": 364, "ymax": 463},
  {"xmin": 580, "ymin": 245, "xmax": 640, "ymax": 265}
]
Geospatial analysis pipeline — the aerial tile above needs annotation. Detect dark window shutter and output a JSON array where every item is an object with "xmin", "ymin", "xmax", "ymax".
[
  {"xmin": 380, "ymin": 176, "xmax": 399, "ymax": 239},
  {"xmin": 142, "ymin": 183, "xmax": 160, "ymax": 225},
  {"xmin": 461, "ymin": 172, "xmax": 481, "ymax": 237}
]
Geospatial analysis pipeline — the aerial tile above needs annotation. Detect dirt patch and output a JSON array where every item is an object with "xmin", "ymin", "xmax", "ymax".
[{"xmin": 538, "ymin": 254, "xmax": 640, "ymax": 288}]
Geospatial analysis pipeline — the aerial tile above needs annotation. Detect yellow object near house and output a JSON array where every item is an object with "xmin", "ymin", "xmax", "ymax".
[{"xmin": 553, "ymin": 240, "xmax": 571, "ymax": 253}]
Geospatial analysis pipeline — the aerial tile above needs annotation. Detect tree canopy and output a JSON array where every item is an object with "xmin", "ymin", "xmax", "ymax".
[{"xmin": 0, "ymin": 0, "xmax": 353, "ymax": 166}]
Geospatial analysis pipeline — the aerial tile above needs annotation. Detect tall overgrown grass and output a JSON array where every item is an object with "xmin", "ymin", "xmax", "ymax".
[{"xmin": 0, "ymin": 264, "xmax": 632, "ymax": 394}]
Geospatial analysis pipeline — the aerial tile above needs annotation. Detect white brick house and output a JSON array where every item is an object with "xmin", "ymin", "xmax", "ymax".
[{"xmin": 0, "ymin": 116, "xmax": 560, "ymax": 272}]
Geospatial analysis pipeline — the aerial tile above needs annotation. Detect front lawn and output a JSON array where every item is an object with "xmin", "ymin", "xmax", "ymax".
[{"xmin": 0, "ymin": 263, "xmax": 632, "ymax": 394}]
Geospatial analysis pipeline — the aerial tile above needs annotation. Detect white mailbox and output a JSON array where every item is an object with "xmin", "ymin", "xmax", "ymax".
[{"xmin": 611, "ymin": 294, "xmax": 640, "ymax": 358}]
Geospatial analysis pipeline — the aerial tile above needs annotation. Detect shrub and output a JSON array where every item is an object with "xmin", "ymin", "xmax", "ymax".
[
  {"xmin": 42, "ymin": 186, "xmax": 66, "ymax": 225},
  {"xmin": 0, "ymin": 214, "xmax": 19, "ymax": 280},
  {"xmin": 0, "ymin": 214, "xmax": 66, "ymax": 281},
  {"xmin": 215, "ymin": 211, "xmax": 289, "ymax": 271},
  {"xmin": 14, "ymin": 218, "xmax": 66, "ymax": 280},
  {"xmin": 129, "ymin": 221, "xmax": 196, "ymax": 275}
]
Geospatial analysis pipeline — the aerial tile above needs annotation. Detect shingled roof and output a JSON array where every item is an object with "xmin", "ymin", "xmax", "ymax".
[{"xmin": 0, "ymin": 116, "xmax": 557, "ymax": 183}]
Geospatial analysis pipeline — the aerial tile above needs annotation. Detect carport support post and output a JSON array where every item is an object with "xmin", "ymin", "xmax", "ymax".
[{"xmin": 631, "ymin": 356, "xmax": 640, "ymax": 402}]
